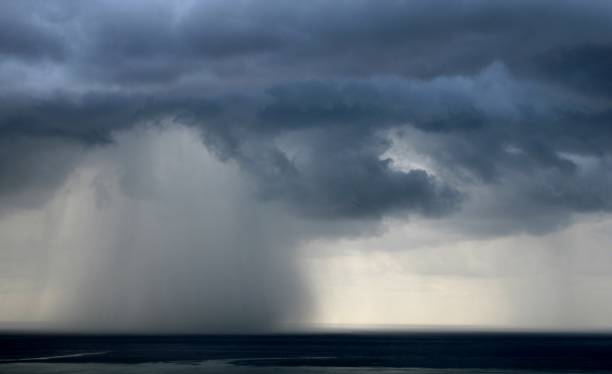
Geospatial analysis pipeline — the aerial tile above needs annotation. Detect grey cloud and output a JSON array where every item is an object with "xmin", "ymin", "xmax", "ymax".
[
  {"xmin": 3, "ymin": 0, "xmax": 612, "ymax": 334},
  {"xmin": 0, "ymin": 93, "xmax": 226, "ymax": 143},
  {"xmin": 0, "ymin": 0, "xmax": 611, "ymax": 231},
  {"xmin": 531, "ymin": 44, "xmax": 612, "ymax": 98},
  {"xmin": 0, "ymin": 136, "xmax": 82, "ymax": 215},
  {"xmin": 233, "ymin": 127, "xmax": 462, "ymax": 219},
  {"xmin": 7, "ymin": 0, "xmax": 612, "ymax": 84},
  {"xmin": 0, "ymin": 2, "xmax": 66, "ymax": 61}
]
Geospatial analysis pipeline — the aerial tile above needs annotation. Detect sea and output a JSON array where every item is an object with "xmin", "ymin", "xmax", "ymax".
[{"xmin": 1, "ymin": 333, "xmax": 612, "ymax": 373}]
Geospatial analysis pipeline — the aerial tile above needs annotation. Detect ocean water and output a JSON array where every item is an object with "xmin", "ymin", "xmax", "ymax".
[
  {"xmin": 0, "ymin": 362, "xmax": 594, "ymax": 374},
  {"xmin": 1, "ymin": 333, "xmax": 611, "ymax": 373}
]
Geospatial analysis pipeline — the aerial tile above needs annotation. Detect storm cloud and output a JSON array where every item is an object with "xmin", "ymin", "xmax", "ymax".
[
  {"xmin": 1, "ymin": 0, "xmax": 612, "ymax": 331},
  {"xmin": 2, "ymin": 0, "xmax": 611, "ymax": 227}
]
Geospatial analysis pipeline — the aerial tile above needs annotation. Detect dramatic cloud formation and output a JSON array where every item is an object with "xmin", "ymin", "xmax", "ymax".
[
  {"xmin": 1, "ymin": 0, "xmax": 612, "ymax": 331},
  {"xmin": 2, "ymin": 0, "xmax": 611, "ymax": 226}
]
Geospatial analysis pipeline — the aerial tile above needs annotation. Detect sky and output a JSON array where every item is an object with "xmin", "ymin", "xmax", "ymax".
[{"xmin": 1, "ymin": 0, "xmax": 612, "ymax": 333}]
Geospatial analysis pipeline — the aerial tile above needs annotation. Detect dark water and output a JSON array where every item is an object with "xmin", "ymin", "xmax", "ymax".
[{"xmin": 1, "ymin": 333, "xmax": 612, "ymax": 373}]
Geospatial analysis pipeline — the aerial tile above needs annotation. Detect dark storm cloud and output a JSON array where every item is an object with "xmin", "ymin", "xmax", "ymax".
[
  {"xmin": 48, "ymin": 0, "xmax": 612, "ymax": 82},
  {"xmin": 0, "ymin": 1, "xmax": 66, "ymax": 60},
  {"xmin": 532, "ymin": 44, "xmax": 612, "ymax": 98},
  {"xmin": 0, "ymin": 137, "xmax": 82, "ymax": 215},
  {"xmin": 1, "ymin": 0, "xmax": 612, "ymax": 231},
  {"xmin": 229, "ymin": 124, "xmax": 461, "ymax": 219},
  {"xmin": 0, "ymin": 93, "xmax": 223, "ymax": 142}
]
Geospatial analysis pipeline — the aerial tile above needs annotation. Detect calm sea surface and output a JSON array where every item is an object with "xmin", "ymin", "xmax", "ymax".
[{"xmin": 1, "ymin": 333, "xmax": 612, "ymax": 373}]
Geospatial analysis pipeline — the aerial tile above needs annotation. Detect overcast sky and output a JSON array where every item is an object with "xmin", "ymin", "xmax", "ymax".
[{"xmin": 1, "ymin": 0, "xmax": 612, "ymax": 332}]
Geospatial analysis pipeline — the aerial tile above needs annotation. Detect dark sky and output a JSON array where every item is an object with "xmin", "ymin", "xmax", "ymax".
[{"xmin": 1, "ymin": 0, "xmax": 612, "ymax": 332}]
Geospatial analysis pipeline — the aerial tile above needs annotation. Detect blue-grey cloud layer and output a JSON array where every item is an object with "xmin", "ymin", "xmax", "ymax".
[{"xmin": 1, "ymin": 0, "xmax": 612, "ymax": 231}]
